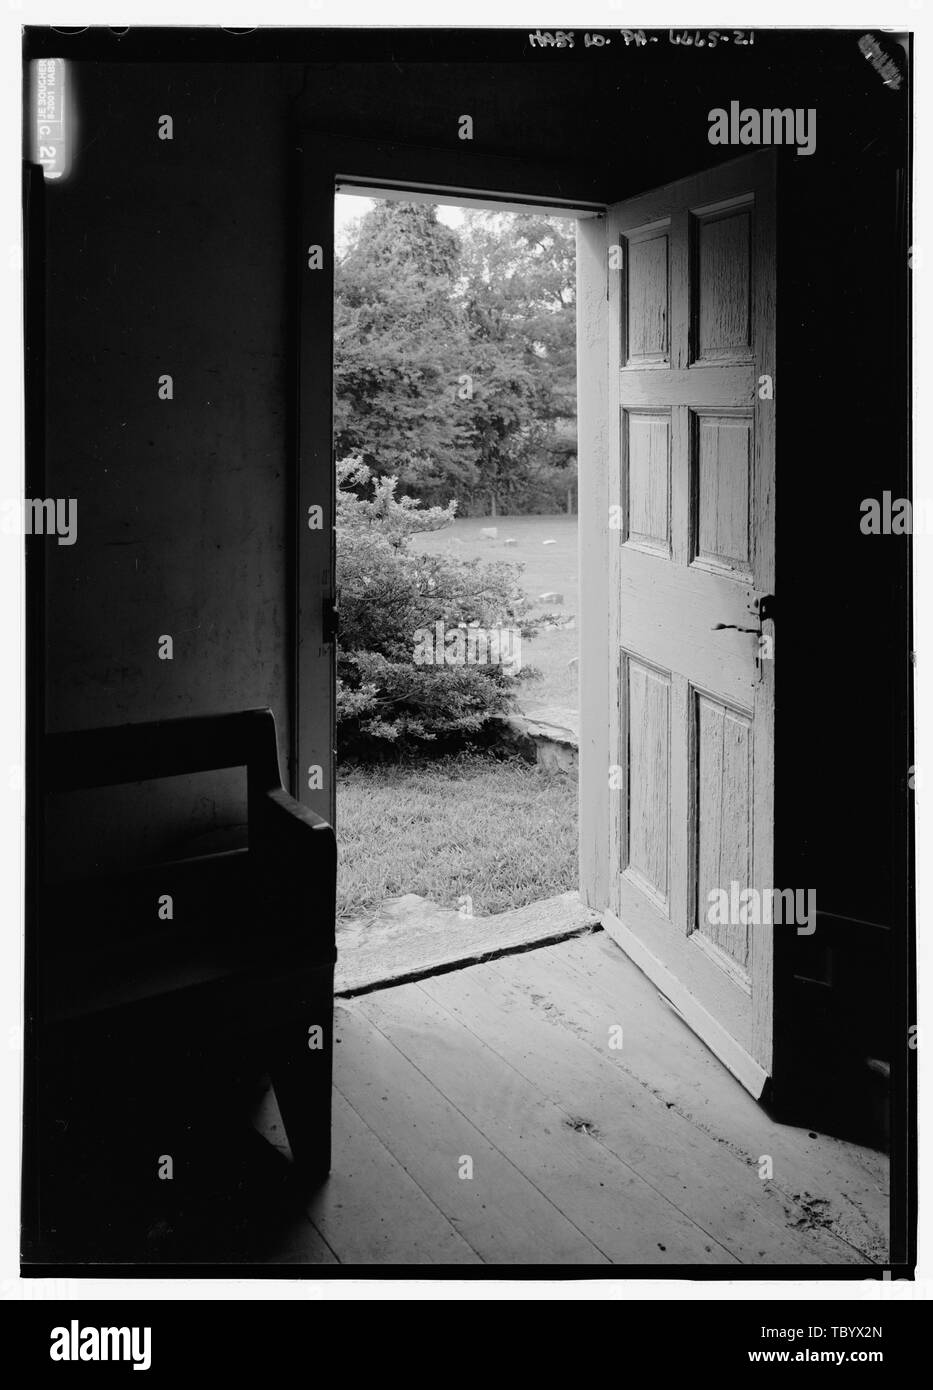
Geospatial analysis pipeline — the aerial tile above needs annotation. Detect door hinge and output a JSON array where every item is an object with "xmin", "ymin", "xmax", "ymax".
[{"xmin": 323, "ymin": 601, "xmax": 339, "ymax": 645}]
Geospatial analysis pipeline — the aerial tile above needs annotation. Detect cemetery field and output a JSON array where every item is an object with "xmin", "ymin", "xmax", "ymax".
[{"xmin": 410, "ymin": 513, "xmax": 579, "ymax": 712}]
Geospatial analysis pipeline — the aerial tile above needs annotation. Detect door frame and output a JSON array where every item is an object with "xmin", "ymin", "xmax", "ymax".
[{"xmin": 296, "ymin": 132, "xmax": 606, "ymax": 825}]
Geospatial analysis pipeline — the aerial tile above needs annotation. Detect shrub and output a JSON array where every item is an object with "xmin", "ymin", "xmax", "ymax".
[{"xmin": 336, "ymin": 457, "xmax": 536, "ymax": 755}]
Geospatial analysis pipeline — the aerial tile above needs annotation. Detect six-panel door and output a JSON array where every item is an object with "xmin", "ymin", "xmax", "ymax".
[{"xmin": 605, "ymin": 155, "xmax": 776, "ymax": 1092}]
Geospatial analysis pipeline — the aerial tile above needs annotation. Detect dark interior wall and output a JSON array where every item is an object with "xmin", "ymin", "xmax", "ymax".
[
  {"xmin": 41, "ymin": 62, "xmax": 300, "ymax": 741},
  {"xmin": 777, "ymin": 148, "xmax": 910, "ymax": 932},
  {"xmin": 772, "ymin": 138, "xmax": 911, "ymax": 1150},
  {"xmin": 36, "ymin": 62, "xmax": 305, "ymax": 860}
]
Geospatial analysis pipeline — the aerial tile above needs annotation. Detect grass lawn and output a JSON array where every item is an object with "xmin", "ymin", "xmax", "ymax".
[
  {"xmin": 336, "ymin": 753, "xmax": 577, "ymax": 920},
  {"xmin": 410, "ymin": 513, "xmax": 578, "ymax": 711}
]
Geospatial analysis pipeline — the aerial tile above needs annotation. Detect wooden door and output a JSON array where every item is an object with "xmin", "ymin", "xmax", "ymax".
[{"xmin": 578, "ymin": 154, "xmax": 776, "ymax": 1097}]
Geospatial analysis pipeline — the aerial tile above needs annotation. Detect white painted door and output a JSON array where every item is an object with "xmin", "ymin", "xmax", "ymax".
[{"xmin": 578, "ymin": 154, "xmax": 776, "ymax": 1096}]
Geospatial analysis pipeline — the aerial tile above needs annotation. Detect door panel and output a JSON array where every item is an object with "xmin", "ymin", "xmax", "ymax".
[
  {"xmin": 625, "ymin": 227, "xmax": 670, "ymax": 365},
  {"xmin": 625, "ymin": 657, "xmax": 671, "ymax": 910},
  {"xmin": 695, "ymin": 692, "xmax": 753, "ymax": 973},
  {"xmin": 694, "ymin": 205, "xmax": 753, "ymax": 361},
  {"xmin": 600, "ymin": 155, "xmax": 776, "ymax": 1095},
  {"xmin": 626, "ymin": 411, "xmax": 671, "ymax": 555},
  {"xmin": 694, "ymin": 411, "xmax": 753, "ymax": 577}
]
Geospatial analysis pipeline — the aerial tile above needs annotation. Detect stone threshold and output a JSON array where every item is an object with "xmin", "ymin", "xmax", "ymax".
[
  {"xmin": 500, "ymin": 704, "xmax": 579, "ymax": 771},
  {"xmin": 335, "ymin": 890, "xmax": 601, "ymax": 998}
]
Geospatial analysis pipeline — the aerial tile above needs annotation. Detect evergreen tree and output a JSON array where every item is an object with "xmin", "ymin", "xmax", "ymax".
[{"xmin": 334, "ymin": 202, "xmax": 473, "ymax": 498}]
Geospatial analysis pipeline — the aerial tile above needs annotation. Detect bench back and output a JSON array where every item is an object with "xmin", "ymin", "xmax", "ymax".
[{"xmin": 41, "ymin": 707, "xmax": 283, "ymax": 795}]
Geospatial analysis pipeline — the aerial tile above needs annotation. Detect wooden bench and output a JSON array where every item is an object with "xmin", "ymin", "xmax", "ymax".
[{"xmin": 27, "ymin": 708, "xmax": 336, "ymax": 1258}]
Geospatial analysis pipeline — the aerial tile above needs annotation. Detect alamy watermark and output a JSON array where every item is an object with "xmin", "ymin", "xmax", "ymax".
[
  {"xmin": 708, "ymin": 102, "xmax": 816, "ymax": 157},
  {"xmin": 1, "ymin": 497, "xmax": 78, "ymax": 545},
  {"xmin": 413, "ymin": 621, "xmax": 522, "ymax": 671},
  {"xmin": 860, "ymin": 493, "xmax": 932, "ymax": 535},
  {"xmin": 707, "ymin": 881, "xmax": 816, "ymax": 936},
  {"xmin": 50, "ymin": 1320, "xmax": 151, "ymax": 1370}
]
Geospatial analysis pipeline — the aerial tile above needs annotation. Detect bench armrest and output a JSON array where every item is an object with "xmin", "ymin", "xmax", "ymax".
[
  {"xmin": 252, "ymin": 789, "xmax": 337, "ymax": 955},
  {"xmin": 261, "ymin": 787, "xmax": 335, "ymax": 842}
]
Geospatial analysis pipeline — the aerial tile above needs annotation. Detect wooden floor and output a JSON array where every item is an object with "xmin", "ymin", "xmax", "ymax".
[{"xmin": 255, "ymin": 929, "xmax": 889, "ymax": 1267}]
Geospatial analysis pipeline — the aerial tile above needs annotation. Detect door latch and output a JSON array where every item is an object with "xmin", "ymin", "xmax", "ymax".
[
  {"xmin": 711, "ymin": 594, "xmax": 776, "ymax": 634},
  {"xmin": 710, "ymin": 595, "xmax": 775, "ymax": 684}
]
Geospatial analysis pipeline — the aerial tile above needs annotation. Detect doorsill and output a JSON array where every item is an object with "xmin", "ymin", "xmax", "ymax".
[{"xmin": 335, "ymin": 890, "xmax": 601, "ymax": 998}]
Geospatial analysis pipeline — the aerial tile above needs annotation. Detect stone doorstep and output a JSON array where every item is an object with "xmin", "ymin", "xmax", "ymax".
[
  {"xmin": 507, "ymin": 710, "xmax": 578, "ymax": 746},
  {"xmin": 500, "ymin": 705, "xmax": 579, "ymax": 771},
  {"xmin": 335, "ymin": 889, "xmax": 601, "ymax": 997}
]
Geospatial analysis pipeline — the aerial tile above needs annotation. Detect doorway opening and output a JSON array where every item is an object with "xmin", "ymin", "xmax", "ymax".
[{"xmin": 331, "ymin": 190, "xmax": 587, "ymax": 985}]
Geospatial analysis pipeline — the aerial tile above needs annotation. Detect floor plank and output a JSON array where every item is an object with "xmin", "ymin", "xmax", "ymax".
[
  {"xmin": 306, "ymin": 1090, "xmax": 481, "ymax": 1265},
  {"xmin": 333, "ymin": 1004, "xmax": 609, "ymax": 1264},
  {"xmin": 251, "ymin": 930, "xmax": 887, "ymax": 1267},
  {"xmin": 420, "ymin": 955, "xmax": 867, "ymax": 1264},
  {"xmin": 541, "ymin": 933, "xmax": 888, "ymax": 1261},
  {"xmin": 255, "ymin": 1079, "xmax": 478, "ymax": 1266},
  {"xmin": 358, "ymin": 985, "xmax": 738, "ymax": 1264}
]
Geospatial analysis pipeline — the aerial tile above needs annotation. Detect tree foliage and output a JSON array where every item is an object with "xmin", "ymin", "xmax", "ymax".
[
  {"xmin": 334, "ymin": 202, "xmax": 473, "ymax": 498},
  {"xmin": 334, "ymin": 201, "xmax": 577, "ymax": 514}
]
